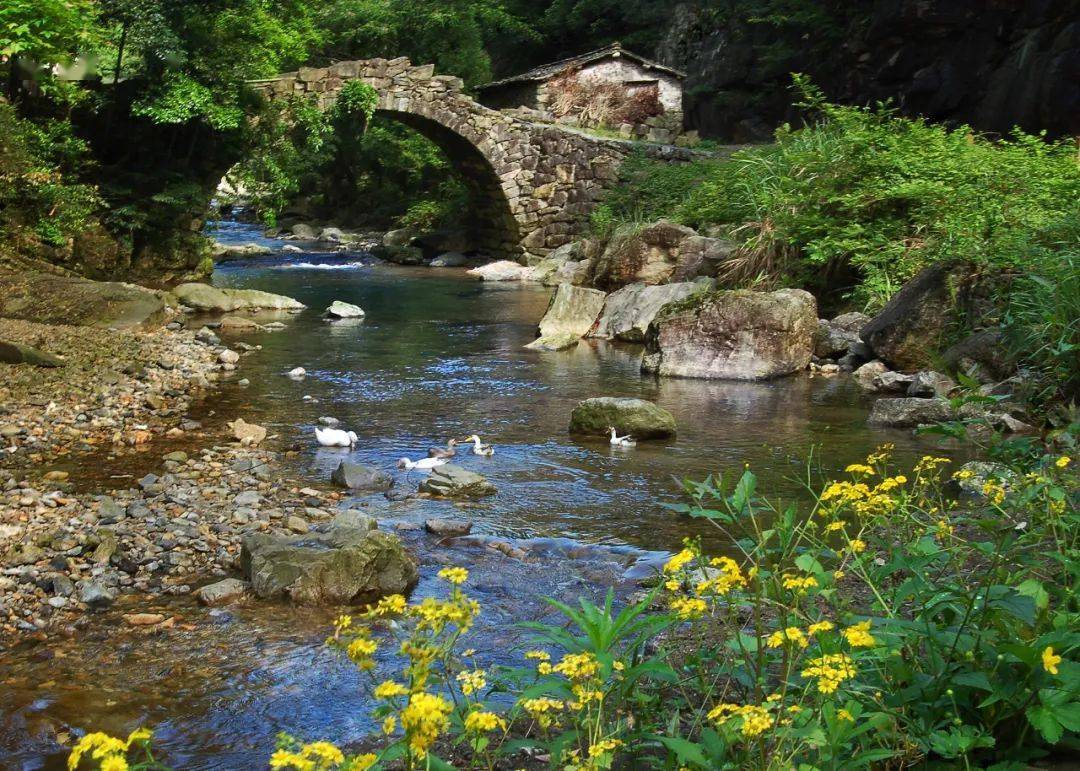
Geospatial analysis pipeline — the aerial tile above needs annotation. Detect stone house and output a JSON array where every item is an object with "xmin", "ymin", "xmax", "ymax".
[{"xmin": 476, "ymin": 43, "xmax": 685, "ymax": 143}]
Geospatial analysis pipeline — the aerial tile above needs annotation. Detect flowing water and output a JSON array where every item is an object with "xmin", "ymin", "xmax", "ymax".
[{"xmin": 0, "ymin": 223, "xmax": 958, "ymax": 768}]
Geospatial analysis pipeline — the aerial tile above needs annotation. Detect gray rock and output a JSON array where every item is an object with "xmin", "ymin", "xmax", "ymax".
[
  {"xmin": 173, "ymin": 283, "xmax": 306, "ymax": 313},
  {"xmin": 240, "ymin": 529, "xmax": 418, "ymax": 604},
  {"xmin": 861, "ymin": 263, "xmax": 953, "ymax": 371},
  {"xmin": 569, "ymin": 397, "xmax": 677, "ymax": 439},
  {"xmin": 430, "ymin": 252, "xmax": 469, "ymax": 268},
  {"xmin": 383, "ymin": 228, "xmax": 414, "ymax": 247},
  {"xmin": 873, "ymin": 371, "xmax": 916, "ymax": 393},
  {"xmin": 867, "ymin": 397, "xmax": 953, "ymax": 427},
  {"xmin": 91, "ymin": 529, "xmax": 118, "ymax": 563},
  {"xmin": 218, "ymin": 349, "xmax": 240, "ymax": 365},
  {"xmin": 537, "ymin": 283, "xmax": 607, "ymax": 338},
  {"xmin": 592, "ymin": 281, "xmax": 706, "ymax": 343},
  {"xmin": 0, "ymin": 340, "xmax": 63, "ymax": 367},
  {"xmin": 525, "ymin": 333, "xmax": 581, "ymax": 352},
  {"xmin": 329, "ymin": 510, "xmax": 378, "ymax": 531},
  {"xmin": 77, "ymin": 579, "xmax": 116, "ymax": 608},
  {"xmin": 814, "ymin": 312, "xmax": 871, "ymax": 359},
  {"xmin": 287, "ymin": 516, "xmax": 310, "ymax": 534},
  {"xmin": 234, "ymin": 490, "xmax": 261, "ymax": 507},
  {"xmin": 318, "ymin": 416, "xmax": 340, "ymax": 427},
  {"xmin": 908, "ymin": 371, "xmax": 956, "ymax": 398},
  {"xmin": 590, "ymin": 220, "xmax": 698, "ymax": 290},
  {"xmin": 642, "ymin": 289, "xmax": 817, "ymax": 380},
  {"xmin": 195, "ymin": 578, "xmax": 251, "ymax": 606},
  {"xmin": 468, "ymin": 260, "xmax": 527, "ymax": 281},
  {"xmin": 326, "ymin": 300, "xmax": 365, "ymax": 318},
  {"xmin": 853, "ymin": 361, "xmax": 890, "ymax": 391},
  {"xmin": 374, "ymin": 244, "xmax": 425, "ymax": 265},
  {"xmin": 424, "ymin": 519, "xmax": 473, "ymax": 537},
  {"xmin": 952, "ymin": 461, "xmax": 1019, "ymax": 499},
  {"xmin": 331, "ymin": 461, "xmax": 394, "ymax": 492},
  {"xmin": 291, "ymin": 223, "xmax": 319, "ymax": 239},
  {"xmin": 418, "ymin": 465, "xmax": 497, "ymax": 498}
]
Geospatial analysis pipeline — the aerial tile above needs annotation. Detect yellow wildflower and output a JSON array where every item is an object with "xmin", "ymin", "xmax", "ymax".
[
  {"xmin": 522, "ymin": 697, "xmax": 564, "ymax": 728},
  {"xmin": 664, "ymin": 547, "xmax": 696, "ymax": 574},
  {"xmin": 801, "ymin": 653, "xmax": 857, "ymax": 694},
  {"xmin": 707, "ymin": 703, "xmax": 775, "ymax": 738},
  {"xmin": 1056, "ymin": 456, "xmax": 1071, "ymax": 468},
  {"xmin": 525, "ymin": 650, "xmax": 551, "ymax": 662},
  {"xmin": 347, "ymin": 637, "xmax": 378, "ymax": 666},
  {"xmin": 825, "ymin": 521, "xmax": 845, "ymax": 533},
  {"xmin": 766, "ymin": 626, "xmax": 808, "ymax": 649},
  {"xmin": 588, "ymin": 738, "xmax": 623, "ymax": 758},
  {"xmin": 914, "ymin": 456, "xmax": 951, "ymax": 474},
  {"xmin": 269, "ymin": 750, "xmax": 314, "ymax": 771},
  {"xmin": 333, "ymin": 614, "xmax": 352, "ymax": 631},
  {"xmin": 553, "ymin": 651, "xmax": 600, "ymax": 680},
  {"xmin": 670, "ymin": 595, "xmax": 708, "ymax": 620},
  {"xmin": 367, "ymin": 594, "xmax": 407, "ymax": 616},
  {"xmin": 354, "ymin": 754, "xmax": 377, "ymax": 770},
  {"xmin": 538, "ymin": 662, "xmax": 553, "ymax": 675},
  {"xmin": 299, "ymin": 741, "xmax": 344, "ymax": 766},
  {"xmin": 833, "ymin": 570, "xmax": 845, "ymax": 580},
  {"xmin": 400, "ymin": 692, "xmax": 452, "ymax": 757},
  {"xmin": 849, "ymin": 539, "xmax": 867, "ymax": 554},
  {"xmin": 456, "ymin": 668, "xmax": 487, "ymax": 696},
  {"xmin": 464, "ymin": 710, "xmax": 507, "ymax": 733},
  {"xmin": 699, "ymin": 556, "xmax": 748, "ymax": 595},
  {"xmin": 373, "ymin": 680, "xmax": 409, "ymax": 699},
  {"xmin": 438, "ymin": 566, "xmax": 469, "ymax": 585},
  {"xmin": 782, "ymin": 573, "xmax": 819, "ymax": 595},
  {"xmin": 382, "ymin": 716, "xmax": 397, "ymax": 735},
  {"xmin": 837, "ymin": 708, "xmax": 854, "ymax": 722},
  {"xmin": 952, "ymin": 469, "xmax": 975, "ymax": 481},
  {"xmin": 100, "ymin": 758, "xmax": 128, "ymax": 771},
  {"xmin": 808, "ymin": 620, "xmax": 834, "ymax": 634},
  {"xmin": 67, "ymin": 732, "xmax": 127, "ymax": 771},
  {"xmin": 845, "ymin": 463, "xmax": 875, "ymax": 476},
  {"xmin": 1042, "ymin": 646, "xmax": 1062, "ymax": 675},
  {"xmin": 842, "ymin": 620, "xmax": 876, "ymax": 648},
  {"xmin": 982, "ymin": 481, "xmax": 1006, "ymax": 505}
]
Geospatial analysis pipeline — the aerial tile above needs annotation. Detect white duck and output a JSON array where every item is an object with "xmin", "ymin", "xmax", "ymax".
[
  {"xmin": 608, "ymin": 427, "xmax": 637, "ymax": 448},
  {"xmin": 463, "ymin": 434, "xmax": 494, "ymax": 456},
  {"xmin": 397, "ymin": 456, "xmax": 448, "ymax": 471},
  {"xmin": 315, "ymin": 427, "xmax": 358, "ymax": 447}
]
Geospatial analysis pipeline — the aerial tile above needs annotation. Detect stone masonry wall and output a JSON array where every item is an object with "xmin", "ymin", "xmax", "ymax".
[{"xmin": 250, "ymin": 58, "xmax": 695, "ymax": 260}]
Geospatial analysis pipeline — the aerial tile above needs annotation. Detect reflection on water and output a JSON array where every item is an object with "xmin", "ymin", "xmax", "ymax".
[{"xmin": 0, "ymin": 225, "xmax": 958, "ymax": 768}]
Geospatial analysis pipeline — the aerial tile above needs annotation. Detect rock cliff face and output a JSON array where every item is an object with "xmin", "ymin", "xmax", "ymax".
[{"xmin": 656, "ymin": 1, "xmax": 1079, "ymax": 140}]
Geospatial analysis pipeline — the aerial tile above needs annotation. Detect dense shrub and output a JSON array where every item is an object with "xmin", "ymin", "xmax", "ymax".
[{"xmin": 595, "ymin": 80, "xmax": 1080, "ymax": 313}]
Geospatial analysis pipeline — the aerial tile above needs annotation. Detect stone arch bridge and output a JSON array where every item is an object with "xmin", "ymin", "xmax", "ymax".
[{"xmin": 249, "ymin": 58, "xmax": 695, "ymax": 260}]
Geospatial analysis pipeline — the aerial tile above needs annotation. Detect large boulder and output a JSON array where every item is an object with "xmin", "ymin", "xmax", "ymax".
[
  {"xmin": 240, "ymin": 528, "xmax": 418, "ymax": 604},
  {"xmin": 940, "ymin": 328, "xmax": 1011, "ymax": 383},
  {"xmin": 642, "ymin": 289, "xmax": 817, "ymax": 380},
  {"xmin": 290, "ymin": 223, "xmax": 319, "ymax": 239},
  {"xmin": 589, "ymin": 220, "xmax": 698, "ymax": 290},
  {"xmin": 867, "ymin": 397, "xmax": 953, "ymax": 427},
  {"xmin": 173, "ymin": 283, "xmax": 305, "ymax": 313},
  {"xmin": 418, "ymin": 465, "xmax": 497, "ymax": 498},
  {"xmin": 468, "ymin": 260, "xmax": 527, "ymax": 281},
  {"xmin": 671, "ymin": 236, "xmax": 738, "ymax": 282},
  {"xmin": 537, "ymin": 284, "xmax": 607, "ymax": 338},
  {"xmin": 374, "ymin": 244, "xmax": 425, "ymax": 265},
  {"xmin": 815, "ymin": 312, "xmax": 871, "ymax": 359},
  {"xmin": 860, "ymin": 263, "xmax": 955, "ymax": 371},
  {"xmin": 548, "ymin": 259, "xmax": 591, "ymax": 287},
  {"xmin": 331, "ymin": 461, "xmax": 394, "ymax": 492},
  {"xmin": 591, "ymin": 281, "xmax": 707, "ymax": 343},
  {"xmin": 0, "ymin": 272, "xmax": 167, "ymax": 329},
  {"xmin": 569, "ymin": 397, "xmax": 677, "ymax": 439},
  {"xmin": 383, "ymin": 228, "xmax": 415, "ymax": 247},
  {"xmin": 0, "ymin": 340, "xmax": 63, "ymax": 367}
]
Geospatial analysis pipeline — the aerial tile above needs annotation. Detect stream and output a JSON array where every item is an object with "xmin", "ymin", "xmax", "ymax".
[{"xmin": 0, "ymin": 223, "xmax": 956, "ymax": 769}]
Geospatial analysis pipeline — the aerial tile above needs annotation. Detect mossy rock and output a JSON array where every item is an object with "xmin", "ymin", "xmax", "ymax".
[{"xmin": 568, "ymin": 397, "xmax": 676, "ymax": 439}]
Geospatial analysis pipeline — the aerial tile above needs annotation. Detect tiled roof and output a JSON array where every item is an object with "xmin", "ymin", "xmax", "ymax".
[{"xmin": 477, "ymin": 43, "xmax": 685, "ymax": 91}]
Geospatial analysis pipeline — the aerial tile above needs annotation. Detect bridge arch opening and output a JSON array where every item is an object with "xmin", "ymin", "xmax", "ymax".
[{"xmin": 374, "ymin": 109, "xmax": 521, "ymax": 260}]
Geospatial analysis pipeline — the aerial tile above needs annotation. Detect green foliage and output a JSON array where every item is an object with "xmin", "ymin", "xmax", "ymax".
[
  {"xmin": 335, "ymin": 80, "xmax": 377, "ymax": 122},
  {"xmin": 0, "ymin": 103, "xmax": 101, "ymax": 248},
  {"xmin": 1003, "ymin": 215, "xmax": 1080, "ymax": 408},
  {"xmin": 132, "ymin": 72, "xmax": 244, "ymax": 130},
  {"xmin": 682, "ymin": 78, "xmax": 1080, "ymax": 308},
  {"xmin": 0, "ymin": 0, "xmax": 97, "ymax": 61},
  {"xmin": 318, "ymin": 0, "xmax": 534, "ymax": 86},
  {"xmin": 590, "ymin": 153, "xmax": 721, "ymax": 235}
]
